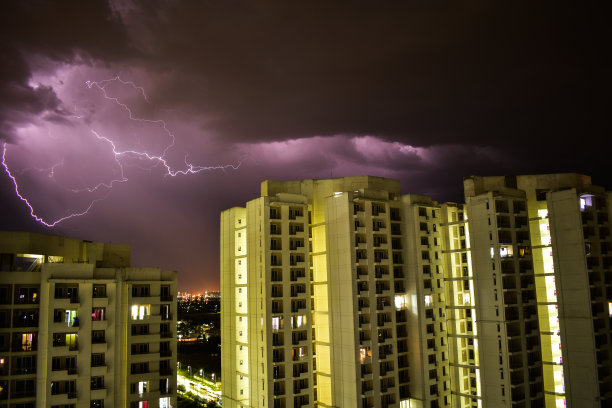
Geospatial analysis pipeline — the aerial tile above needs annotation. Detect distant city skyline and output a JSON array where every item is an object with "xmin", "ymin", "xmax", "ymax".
[{"xmin": 1, "ymin": 2, "xmax": 610, "ymax": 292}]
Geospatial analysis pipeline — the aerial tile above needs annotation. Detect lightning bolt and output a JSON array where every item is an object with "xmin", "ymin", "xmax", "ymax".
[
  {"xmin": 2, "ymin": 76, "xmax": 241, "ymax": 227},
  {"xmin": 2, "ymin": 142, "xmax": 108, "ymax": 227}
]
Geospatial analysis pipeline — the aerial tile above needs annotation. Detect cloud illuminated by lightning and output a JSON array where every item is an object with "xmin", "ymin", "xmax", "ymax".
[{"xmin": 2, "ymin": 76, "xmax": 241, "ymax": 227}]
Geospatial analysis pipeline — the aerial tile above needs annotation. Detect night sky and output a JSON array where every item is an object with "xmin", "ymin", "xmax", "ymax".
[{"xmin": 1, "ymin": 1, "xmax": 610, "ymax": 292}]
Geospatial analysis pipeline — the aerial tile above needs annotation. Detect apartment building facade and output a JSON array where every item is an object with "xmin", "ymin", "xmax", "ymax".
[
  {"xmin": 221, "ymin": 174, "xmax": 611, "ymax": 408},
  {"xmin": 0, "ymin": 231, "xmax": 177, "ymax": 408},
  {"xmin": 221, "ymin": 177, "xmax": 459, "ymax": 408},
  {"xmin": 464, "ymin": 174, "xmax": 612, "ymax": 407}
]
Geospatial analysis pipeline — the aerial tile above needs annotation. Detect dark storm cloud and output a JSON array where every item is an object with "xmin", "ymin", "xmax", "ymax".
[
  {"xmin": 2, "ymin": 1, "xmax": 610, "ymax": 151},
  {"xmin": 113, "ymin": 1, "xmax": 610, "ymax": 149},
  {"xmin": 0, "ymin": 0, "xmax": 130, "ymax": 140}
]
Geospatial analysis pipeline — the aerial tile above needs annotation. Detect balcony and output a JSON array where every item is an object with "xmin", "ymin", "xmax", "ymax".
[
  {"xmin": 289, "ymin": 224, "xmax": 305, "ymax": 236},
  {"xmin": 290, "ymin": 269, "xmax": 306, "ymax": 281}
]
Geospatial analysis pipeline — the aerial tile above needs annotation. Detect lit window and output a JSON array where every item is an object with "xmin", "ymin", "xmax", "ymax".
[
  {"xmin": 499, "ymin": 246, "xmax": 513, "ymax": 258},
  {"xmin": 271, "ymin": 317, "xmax": 281, "ymax": 331},
  {"xmin": 424, "ymin": 295, "xmax": 433, "ymax": 307},
  {"xmin": 580, "ymin": 195, "xmax": 593, "ymax": 211},
  {"xmin": 359, "ymin": 347, "xmax": 371, "ymax": 362},
  {"xmin": 131, "ymin": 305, "xmax": 150, "ymax": 320},
  {"xmin": 395, "ymin": 294, "xmax": 409, "ymax": 309},
  {"xmin": 92, "ymin": 307, "xmax": 106, "ymax": 321},
  {"xmin": 65, "ymin": 310, "xmax": 79, "ymax": 327},
  {"xmin": 138, "ymin": 381, "xmax": 148, "ymax": 395},
  {"xmin": 21, "ymin": 333, "xmax": 34, "ymax": 351},
  {"xmin": 66, "ymin": 334, "xmax": 77, "ymax": 350},
  {"xmin": 15, "ymin": 254, "xmax": 44, "ymax": 272},
  {"xmin": 291, "ymin": 315, "xmax": 306, "ymax": 329}
]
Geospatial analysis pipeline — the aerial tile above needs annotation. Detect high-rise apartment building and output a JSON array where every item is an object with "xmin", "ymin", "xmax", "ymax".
[
  {"xmin": 464, "ymin": 174, "xmax": 612, "ymax": 407},
  {"xmin": 462, "ymin": 180, "xmax": 545, "ymax": 407},
  {"xmin": 0, "ymin": 231, "xmax": 177, "ymax": 408},
  {"xmin": 221, "ymin": 174, "xmax": 611, "ymax": 408},
  {"xmin": 221, "ymin": 177, "xmax": 456, "ymax": 408}
]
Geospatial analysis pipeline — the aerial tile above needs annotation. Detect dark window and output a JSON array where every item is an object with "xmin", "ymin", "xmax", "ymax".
[
  {"xmin": 92, "ymin": 330, "xmax": 105, "ymax": 343},
  {"xmin": 91, "ymin": 353, "xmax": 105, "ymax": 367},
  {"xmin": 92, "ymin": 285, "xmax": 106, "ymax": 298},
  {"xmin": 90, "ymin": 400, "xmax": 104, "ymax": 408},
  {"xmin": 91, "ymin": 376, "xmax": 104, "ymax": 390},
  {"xmin": 132, "ymin": 285, "xmax": 150, "ymax": 297}
]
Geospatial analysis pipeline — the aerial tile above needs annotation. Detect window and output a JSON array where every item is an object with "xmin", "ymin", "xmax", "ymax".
[
  {"xmin": 160, "ymin": 285, "xmax": 171, "ymax": 300},
  {"xmin": 16, "ymin": 286, "xmax": 39, "ymax": 304},
  {"xmin": 131, "ymin": 343, "xmax": 149, "ymax": 354},
  {"xmin": 92, "ymin": 330, "xmax": 105, "ymax": 344},
  {"xmin": 160, "ymin": 304, "xmax": 170, "ymax": 320},
  {"xmin": 53, "ymin": 333, "xmax": 66, "ymax": 347},
  {"xmin": 14, "ymin": 379, "xmax": 35, "ymax": 398},
  {"xmin": 160, "ymin": 341, "xmax": 171, "ymax": 356},
  {"xmin": 160, "ymin": 359, "xmax": 171, "ymax": 374},
  {"xmin": 14, "ymin": 254, "xmax": 43, "ymax": 272},
  {"xmin": 160, "ymin": 378, "xmax": 170, "ymax": 394},
  {"xmin": 92, "ymin": 308, "xmax": 106, "ymax": 321},
  {"xmin": 132, "ymin": 324, "xmax": 149, "ymax": 335},
  {"xmin": 92, "ymin": 285, "xmax": 106, "ymax": 298},
  {"xmin": 15, "ymin": 356, "xmax": 36, "ymax": 374},
  {"xmin": 91, "ymin": 376, "xmax": 104, "ymax": 390},
  {"xmin": 90, "ymin": 400, "xmax": 104, "ymax": 408},
  {"xmin": 130, "ymin": 305, "xmax": 149, "ymax": 320},
  {"xmin": 91, "ymin": 353, "xmax": 105, "ymax": 367},
  {"xmin": 131, "ymin": 362, "xmax": 149, "ymax": 374},
  {"xmin": 132, "ymin": 285, "xmax": 150, "ymax": 297}
]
